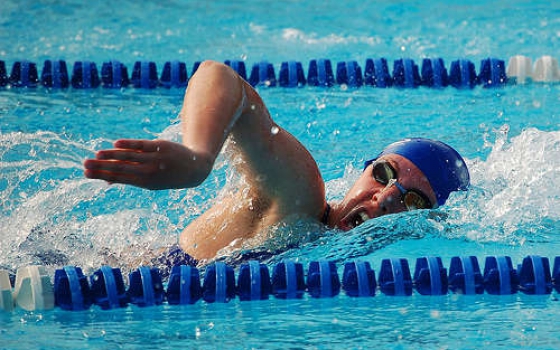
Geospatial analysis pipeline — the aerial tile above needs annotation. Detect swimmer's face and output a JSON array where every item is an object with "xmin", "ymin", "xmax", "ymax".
[{"xmin": 333, "ymin": 154, "xmax": 437, "ymax": 231}]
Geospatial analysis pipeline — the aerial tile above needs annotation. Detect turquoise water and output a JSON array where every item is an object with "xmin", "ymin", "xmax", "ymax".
[{"xmin": 1, "ymin": 0, "xmax": 560, "ymax": 348}]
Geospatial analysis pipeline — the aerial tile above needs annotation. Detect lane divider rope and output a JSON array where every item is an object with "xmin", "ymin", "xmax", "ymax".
[
  {"xmin": 1, "ymin": 56, "xmax": 558, "ymax": 91},
  {"xmin": 0, "ymin": 255, "xmax": 559, "ymax": 312}
]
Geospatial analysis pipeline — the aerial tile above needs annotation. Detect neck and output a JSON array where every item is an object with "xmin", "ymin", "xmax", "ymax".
[{"xmin": 321, "ymin": 203, "xmax": 331, "ymax": 225}]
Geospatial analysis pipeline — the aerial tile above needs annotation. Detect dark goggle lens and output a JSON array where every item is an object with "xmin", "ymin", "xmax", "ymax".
[
  {"xmin": 372, "ymin": 160, "xmax": 433, "ymax": 210},
  {"xmin": 403, "ymin": 190, "xmax": 431, "ymax": 210},
  {"xmin": 372, "ymin": 161, "xmax": 395, "ymax": 185}
]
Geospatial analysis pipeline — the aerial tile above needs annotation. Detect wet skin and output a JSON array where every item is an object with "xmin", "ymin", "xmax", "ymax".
[
  {"xmin": 328, "ymin": 154, "xmax": 437, "ymax": 231},
  {"xmin": 84, "ymin": 60, "xmax": 436, "ymax": 261}
]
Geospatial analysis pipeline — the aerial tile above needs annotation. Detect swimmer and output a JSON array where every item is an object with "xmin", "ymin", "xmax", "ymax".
[{"xmin": 84, "ymin": 60, "xmax": 469, "ymax": 263}]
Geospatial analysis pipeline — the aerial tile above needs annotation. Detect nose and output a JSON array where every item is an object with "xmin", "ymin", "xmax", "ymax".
[{"xmin": 371, "ymin": 184, "xmax": 404, "ymax": 214}]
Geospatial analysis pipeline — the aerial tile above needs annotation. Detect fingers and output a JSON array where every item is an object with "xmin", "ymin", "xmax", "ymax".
[
  {"xmin": 83, "ymin": 168, "xmax": 144, "ymax": 187},
  {"xmin": 113, "ymin": 139, "xmax": 161, "ymax": 152},
  {"xmin": 83, "ymin": 139, "xmax": 172, "ymax": 190},
  {"xmin": 84, "ymin": 158, "xmax": 156, "ymax": 175},
  {"xmin": 95, "ymin": 149, "xmax": 151, "ymax": 163},
  {"xmin": 93, "ymin": 139, "xmax": 162, "ymax": 162}
]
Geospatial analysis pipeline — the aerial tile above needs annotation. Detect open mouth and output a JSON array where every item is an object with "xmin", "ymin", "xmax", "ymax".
[{"xmin": 341, "ymin": 209, "xmax": 371, "ymax": 230}]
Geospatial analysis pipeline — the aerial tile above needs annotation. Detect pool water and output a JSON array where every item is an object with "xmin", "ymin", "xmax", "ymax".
[{"xmin": 1, "ymin": 0, "xmax": 560, "ymax": 348}]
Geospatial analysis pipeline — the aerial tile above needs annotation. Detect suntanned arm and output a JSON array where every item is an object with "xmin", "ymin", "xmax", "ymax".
[
  {"xmin": 83, "ymin": 61, "xmax": 246, "ymax": 190},
  {"xmin": 85, "ymin": 60, "xmax": 326, "ymax": 259}
]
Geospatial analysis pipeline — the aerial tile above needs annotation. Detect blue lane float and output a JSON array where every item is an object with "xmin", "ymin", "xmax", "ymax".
[
  {"xmin": 101, "ymin": 60, "xmax": 130, "ymax": 88},
  {"xmin": 0, "ymin": 60, "xmax": 8, "ymax": 87},
  {"xmin": 160, "ymin": 60, "xmax": 188, "ymax": 88},
  {"xmin": 421, "ymin": 58, "xmax": 449, "ymax": 88},
  {"xmin": 392, "ymin": 58, "xmax": 421, "ymax": 88},
  {"xmin": 554, "ymin": 257, "xmax": 560, "ymax": 293},
  {"xmin": 271, "ymin": 261, "xmax": 306, "ymax": 299},
  {"xmin": 0, "ymin": 255, "xmax": 559, "ymax": 313},
  {"xmin": 336, "ymin": 60, "xmax": 363, "ymax": 87},
  {"xmin": 166, "ymin": 265, "xmax": 202, "ymax": 305},
  {"xmin": 249, "ymin": 61, "xmax": 277, "ymax": 87},
  {"xmin": 131, "ymin": 61, "xmax": 159, "ymax": 89},
  {"xmin": 71, "ymin": 61, "xmax": 100, "ymax": 89},
  {"xmin": 225, "ymin": 59, "xmax": 248, "ymax": 80},
  {"xmin": 413, "ymin": 256, "xmax": 448, "ymax": 296},
  {"xmin": 279, "ymin": 61, "xmax": 306, "ymax": 87},
  {"xmin": 364, "ymin": 58, "xmax": 392, "ymax": 87},
  {"xmin": 517, "ymin": 255, "xmax": 553, "ymax": 295},
  {"xmin": 449, "ymin": 59, "xmax": 478, "ymax": 88},
  {"xmin": 378, "ymin": 258, "xmax": 413, "ymax": 296},
  {"xmin": 9, "ymin": 60, "xmax": 39, "ymax": 88},
  {"xmin": 307, "ymin": 261, "xmax": 341, "ymax": 298},
  {"xmin": 448, "ymin": 256, "xmax": 484, "ymax": 295},
  {"xmin": 202, "ymin": 262, "xmax": 236, "ymax": 303},
  {"xmin": 41, "ymin": 59, "xmax": 69, "ymax": 88},
  {"xmin": 238, "ymin": 260, "xmax": 272, "ymax": 301},
  {"xmin": 478, "ymin": 57, "xmax": 508, "ymax": 87},
  {"xmin": 1, "ymin": 55, "xmax": 558, "ymax": 92},
  {"xmin": 483, "ymin": 256, "xmax": 519, "ymax": 295},
  {"xmin": 128, "ymin": 266, "xmax": 165, "ymax": 307},
  {"xmin": 342, "ymin": 261, "xmax": 376, "ymax": 297},
  {"xmin": 307, "ymin": 59, "xmax": 335, "ymax": 87},
  {"xmin": 89, "ymin": 265, "xmax": 128, "ymax": 310},
  {"xmin": 54, "ymin": 266, "xmax": 92, "ymax": 311}
]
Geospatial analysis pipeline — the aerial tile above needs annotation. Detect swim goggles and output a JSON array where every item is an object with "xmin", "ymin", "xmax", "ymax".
[{"xmin": 366, "ymin": 159, "xmax": 434, "ymax": 210}]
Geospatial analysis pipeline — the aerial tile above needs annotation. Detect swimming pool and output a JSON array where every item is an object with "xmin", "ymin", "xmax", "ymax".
[{"xmin": 1, "ymin": 0, "xmax": 560, "ymax": 348}]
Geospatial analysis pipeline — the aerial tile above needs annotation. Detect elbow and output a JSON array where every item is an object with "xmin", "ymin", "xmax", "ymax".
[
  {"xmin": 189, "ymin": 151, "xmax": 215, "ymax": 187},
  {"xmin": 196, "ymin": 60, "xmax": 235, "ymax": 78}
]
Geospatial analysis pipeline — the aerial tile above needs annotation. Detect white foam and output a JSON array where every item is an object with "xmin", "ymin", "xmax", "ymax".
[
  {"xmin": 281, "ymin": 28, "xmax": 382, "ymax": 47},
  {"xmin": 451, "ymin": 127, "xmax": 560, "ymax": 243}
]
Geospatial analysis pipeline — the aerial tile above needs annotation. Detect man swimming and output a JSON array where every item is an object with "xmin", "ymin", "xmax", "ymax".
[{"xmin": 84, "ymin": 60, "xmax": 469, "ymax": 262}]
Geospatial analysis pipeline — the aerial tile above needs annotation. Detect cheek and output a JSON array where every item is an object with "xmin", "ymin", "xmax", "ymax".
[{"xmin": 373, "ymin": 191, "xmax": 405, "ymax": 213}]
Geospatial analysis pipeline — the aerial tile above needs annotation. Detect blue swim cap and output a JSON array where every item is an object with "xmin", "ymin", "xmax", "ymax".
[{"xmin": 365, "ymin": 138, "xmax": 470, "ymax": 207}]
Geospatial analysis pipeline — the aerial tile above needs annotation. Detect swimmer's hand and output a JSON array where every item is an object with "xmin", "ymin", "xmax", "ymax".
[{"xmin": 84, "ymin": 139, "xmax": 213, "ymax": 190}]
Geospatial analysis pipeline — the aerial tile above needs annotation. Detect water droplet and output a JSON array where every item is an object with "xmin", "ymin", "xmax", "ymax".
[{"xmin": 270, "ymin": 126, "xmax": 279, "ymax": 135}]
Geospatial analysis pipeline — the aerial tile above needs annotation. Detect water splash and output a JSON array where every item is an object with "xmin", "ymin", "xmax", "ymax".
[
  {"xmin": 453, "ymin": 127, "xmax": 560, "ymax": 243},
  {"xmin": 1, "ymin": 126, "xmax": 559, "ymax": 272},
  {"xmin": 0, "ymin": 130, "xmax": 208, "ymax": 273},
  {"xmin": 268, "ymin": 127, "xmax": 560, "ymax": 263}
]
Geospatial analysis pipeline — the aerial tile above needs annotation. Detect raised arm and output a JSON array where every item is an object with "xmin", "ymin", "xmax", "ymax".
[
  {"xmin": 85, "ymin": 60, "xmax": 327, "ymax": 259},
  {"xmin": 84, "ymin": 60, "xmax": 325, "ymax": 220},
  {"xmin": 83, "ymin": 61, "xmax": 249, "ymax": 190}
]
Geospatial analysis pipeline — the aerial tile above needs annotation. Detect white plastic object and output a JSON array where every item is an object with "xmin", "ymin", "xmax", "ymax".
[
  {"xmin": 0, "ymin": 270, "xmax": 14, "ymax": 312},
  {"xmin": 532, "ymin": 56, "xmax": 560, "ymax": 83},
  {"xmin": 506, "ymin": 55, "xmax": 533, "ymax": 84},
  {"xmin": 13, "ymin": 266, "xmax": 54, "ymax": 311}
]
